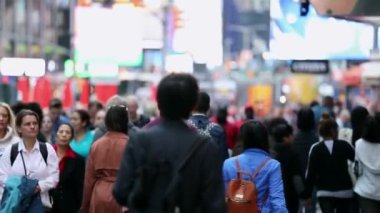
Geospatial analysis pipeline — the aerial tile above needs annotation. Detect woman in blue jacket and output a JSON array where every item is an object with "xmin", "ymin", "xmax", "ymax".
[{"xmin": 223, "ymin": 120, "xmax": 288, "ymax": 213}]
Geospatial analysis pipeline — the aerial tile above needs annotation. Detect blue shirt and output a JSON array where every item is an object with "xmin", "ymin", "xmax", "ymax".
[
  {"xmin": 70, "ymin": 131, "xmax": 94, "ymax": 158},
  {"xmin": 223, "ymin": 148, "xmax": 288, "ymax": 213}
]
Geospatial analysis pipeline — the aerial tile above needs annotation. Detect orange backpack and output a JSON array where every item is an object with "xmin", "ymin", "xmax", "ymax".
[{"xmin": 226, "ymin": 157, "xmax": 271, "ymax": 213}]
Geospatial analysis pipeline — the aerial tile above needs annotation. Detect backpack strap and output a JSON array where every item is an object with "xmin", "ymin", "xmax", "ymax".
[
  {"xmin": 10, "ymin": 142, "xmax": 48, "ymax": 166},
  {"xmin": 234, "ymin": 157, "xmax": 254, "ymax": 180},
  {"xmin": 10, "ymin": 143, "xmax": 19, "ymax": 166},
  {"xmin": 235, "ymin": 157, "xmax": 242, "ymax": 179},
  {"xmin": 39, "ymin": 142, "xmax": 48, "ymax": 165},
  {"xmin": 252, "ymin": 158, "xmax": 271, "ymax": 179}
]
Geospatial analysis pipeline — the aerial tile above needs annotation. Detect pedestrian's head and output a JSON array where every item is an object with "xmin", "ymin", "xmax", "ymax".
[
  {"xmin": 105, "ymin": 105, "xmax": 129, "ymax": 134},
  {"xmin": 41, "ymin": 114, "xmax": 53, "ymax": 134},
  {"xmin": 49, "ymin": 98, "xmax": 63, "ymax": 121},
  {"xmin": 88, "ymin": 101, "xmax": 103, "ymax": 118},
  {"xmin": 319, "ymin": 113, "xmax": 338, "ymax": 140},
  {"xmin": 244, "ymin": 106, "xmax": 255, "ymax": 120},
  {"xmin": 193, "ymin": 92, "xmax": 210, "ymax": 114},
  {"xmin": 0, "ymin": 102, "xmax": 16, "ymax": 131},
  {"xmin": 266, "ymin": 117, "xmax": 288, "ymax": 136},
  {"xmin": 56, "ymin": 123, "xmax": 74, "ymax": 146},
  {"xmin": 16, "ymin": 109, "xmax": 40, "ymax": 139},
  {"xmin": 297, "ymin": 107, "xmax": 315, "ymax": 132},
  {"xmin": 25, "ymin": 102, "xmax": 44, "ymax": 127},
  {"xmin": 70, "ymin": 109, "xmax": 91, "ymax": 132},
  {"xmin": 105, "ymin": 95, "xmax": 127, "ymax": 110},
  {"xmin": 351, "ymin": 106, "xmax": 369, "ymax": 143},
  {"xmin": 94, "ymin": 109, "xmax": 106, "ymax": 129},
  {"xmin": 157, "ymin": 73, "xmax": 199, "ymax": 120},
  {"xmin": 239, "ymin": 120, "xmax": 269, "ymax": 152},
  {"xmin": 322, "ymin": 96, "xmax": 334, "ymax": 109},
  {"xmin": 272, "ymin": 123, "xmax": 293, "ymax": 144},
  {"xmin": 362, "ymin": 115, "xmax": 380, "ymax": 144},
  {"xmin": 126, "ymin": 95, "xmax": 139, "ymax": 117},
  {"xmin": 216, "ymin": 107, "xmax": 228, "ymax": 124}
]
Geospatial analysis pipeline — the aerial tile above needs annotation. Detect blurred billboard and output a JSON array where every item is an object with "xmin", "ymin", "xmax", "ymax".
[
  {"xmin": 270, "ymin": 0, "xmax": 375, "ymax": 60},
  {"xmin": 74, "ymin": 5, "xmax": 143, "ymax": 67},
  {"xmin": 310, "ymin": 0, "xmax": 380, "ymax": 17}
]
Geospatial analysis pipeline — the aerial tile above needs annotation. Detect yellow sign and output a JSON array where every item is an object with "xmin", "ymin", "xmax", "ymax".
[{"xmin": 247, "ymin": 85, "xmax": 273, "ymax": 118}]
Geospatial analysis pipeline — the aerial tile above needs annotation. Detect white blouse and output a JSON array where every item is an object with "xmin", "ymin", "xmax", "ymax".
[{"xmin": 0, "ymin": 140, "xmax": 59, "ymax": 208}]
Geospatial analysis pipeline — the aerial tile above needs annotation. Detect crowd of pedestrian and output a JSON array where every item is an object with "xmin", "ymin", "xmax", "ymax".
[{"xmin": 0, "ymin": 73, "xmax": 378, "ymax": 213}]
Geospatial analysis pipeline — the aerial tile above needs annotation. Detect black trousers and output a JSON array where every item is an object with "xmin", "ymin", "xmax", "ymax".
[
  {"xmin": 359, "ymin": 196, "xmax": 380, "ymax": 213},
  {"xmin": 318, "ymin": 197, "xmax": 352, "ymax": 213}
]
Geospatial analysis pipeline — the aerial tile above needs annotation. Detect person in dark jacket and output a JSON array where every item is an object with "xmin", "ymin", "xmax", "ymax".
[
  {"xmin": 293, "ymin": 107, "xmax": 319, "ymax": 175},
  {"xmin": 52, "ymin": 123, "xmax": 85, "ymax": 213},
  {"xmin": 272, "ymin": 123, "xmax": 306, "ymax": 213},
  {"xmin": 188, "ymin": 91, "xmax": 228, "ymax": 160},
  {"xmin": 305, "ymin": 114, "xmax": 355, "ymax": 213},
  {"xmin": 113, "ymin": 73, "xmax": 226, "ymax": 213},
  {"xmin": 293, "ymin": 107, "xmax": 319, "ymax": 213}
]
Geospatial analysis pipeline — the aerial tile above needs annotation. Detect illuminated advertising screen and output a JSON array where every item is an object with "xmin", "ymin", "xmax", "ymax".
[
  {"xmin": 74, "ymin": 5, "xmax": 143, "ymax": 67},
  {"xmin": 270, "ymin": 0, "xmax": 375, "ymax": 60},
  {"xmin": 171, "ymin": 0, "xmax": 223, "ymax": 69}
]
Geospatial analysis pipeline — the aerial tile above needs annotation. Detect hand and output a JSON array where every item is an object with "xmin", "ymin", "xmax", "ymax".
[{"xmin": 34, "ymin": 185, "xmax": 41, "ymax": 194}]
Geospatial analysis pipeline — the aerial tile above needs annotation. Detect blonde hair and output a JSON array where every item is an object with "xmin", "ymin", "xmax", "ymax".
[{"xmin": 0, "ymin": 102, "xmax": 16, "ymax": 130}]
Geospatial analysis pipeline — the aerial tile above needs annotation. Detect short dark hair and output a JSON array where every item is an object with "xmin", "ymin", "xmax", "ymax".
[
  {"xmin": 351, "ymin": 106, "xmax": 369, "ymax": 143},
  {"xmin": 157, "ymin": 73, "xmax": 199, "ymax": 120},
  {"xmin": 49, "ymin": 98, "xmax": 63, "ymax": 109},
  {"xmin": 216, "ymin": 107, "xmax": 228, "ymax": 124},
  {"xmin": 272, "ymin": 124, "xmax": 293, "ymax": 143},
  {"xmin": 319, "ymin": 113, "xmax": 338, "ymax": 139},
  {"xmin": 244, "ymin": 106, "xmax": 255, "ymax": 120},
  {"xmin": 362, "ymin": 115, "xmax": 380, "ymax": 144},
  {"xmin": 105, "ymin": 105, "xmax": 129, "ymax": 134},
  {"xmin": 266, "ymin": 117, "xmax": 288, "ymax": 135},
  {"xmin": 297, "ymin": 107, "xmax": 315, "ymax": 132},
  {"xmin": 57, "ymin": 123, "xmax": 75, "ymax": 141},
  {"xmin": 88, "ymin": 101, "xmax": 104, "ymax": 110},
  {"xmin": 194, "ymin": 92, "xmax": 210, "ymax": 113},
  {"xmin": 239, "ymin": 120, "xmax": 269, "ymax": 152},
  {"xmin": 73, "ymin": 109, "xmax": 91, "ymax": 129},
  {"xmin": 16, "ymin": 109, "xmax": 40, "ymax": 128}
]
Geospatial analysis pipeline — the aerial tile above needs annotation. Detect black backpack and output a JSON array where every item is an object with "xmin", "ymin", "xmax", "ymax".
[{"xmin": 10, "ymin": 142, "xmax": 48, "ymax": 166}]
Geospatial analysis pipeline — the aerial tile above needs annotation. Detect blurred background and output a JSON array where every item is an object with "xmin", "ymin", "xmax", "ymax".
[{"xmin": 0, "ymin": 0, "xmax": 380, "ymax": 119}]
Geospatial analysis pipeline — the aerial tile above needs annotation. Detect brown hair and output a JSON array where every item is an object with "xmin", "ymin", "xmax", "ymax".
[
  {"xmin": 319, "ymin": 113, "xmax": 338, "ymax": 139},
  {"xmin": 15, "ymin": 109, "xmax": 40, "ymax": 137}
]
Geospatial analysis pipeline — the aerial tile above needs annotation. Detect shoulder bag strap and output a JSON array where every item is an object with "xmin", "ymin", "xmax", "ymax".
[
  {"xmin": 19, "ymin": 151, "xmax": 27, "ymax": 176},
  {"xmin": 163, "ymin": 135, "xmax": 206, "ymax": 210},
  {"xmin": 174, "ymin": 134, "xmax": 206, "ymax": 175}
]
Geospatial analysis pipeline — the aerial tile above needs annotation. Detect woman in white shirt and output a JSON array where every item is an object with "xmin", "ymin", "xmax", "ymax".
[
  {"xmin": 0, "ymin": 102, "xmax": 19, "ymax": 157},
  {"xmin": 0, "ymin": 109, "xmax": 59, "ymax": 211},
  {"xmin": 354, "ymin": 115, "xmax": 380, "ymax": 213}
]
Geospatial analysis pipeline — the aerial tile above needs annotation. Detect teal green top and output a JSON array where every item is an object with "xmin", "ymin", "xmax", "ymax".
[{"xmin": 70, "ymin": 130, "xmax": 94, "ymax": 158}]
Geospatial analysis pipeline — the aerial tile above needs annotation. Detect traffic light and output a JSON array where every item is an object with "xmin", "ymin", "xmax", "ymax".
[
  {"xmin": 131, "ymin": 0, "xmax": 144, "ymax": 7},
  {"xmin": 172, "ymin": 6, "xmax": 184, "ymax": 29}
]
